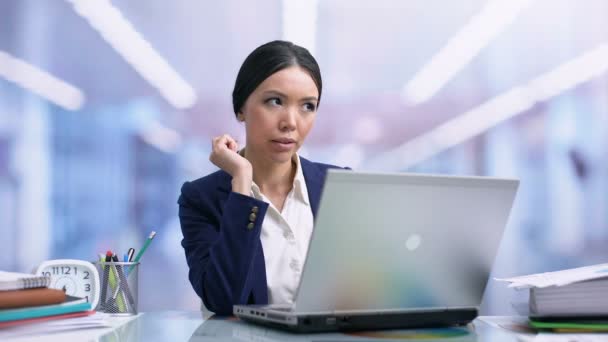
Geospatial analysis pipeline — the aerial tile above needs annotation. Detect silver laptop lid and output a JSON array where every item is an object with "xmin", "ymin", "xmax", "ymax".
[{"xmin": 293, "ymin": 170, "xmax": 518, "ymax": 313}]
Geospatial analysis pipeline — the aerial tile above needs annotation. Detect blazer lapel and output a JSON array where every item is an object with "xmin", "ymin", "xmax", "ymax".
[
  {"xmin": 215, "ymin": 158, "xmax": 326, "ymax": 219},
  {"xmin": 300, "ymin": 157, "xmax": 324, "ymax": 219}
]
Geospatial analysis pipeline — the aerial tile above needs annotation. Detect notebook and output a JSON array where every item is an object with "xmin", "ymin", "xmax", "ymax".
[
  {"xmin": 234, "ymin": 170, "xmax": 519, "ymax": 332},
  {"xmin": 0, "ymin": 271, "xmax": 50, "ymax": 291}
]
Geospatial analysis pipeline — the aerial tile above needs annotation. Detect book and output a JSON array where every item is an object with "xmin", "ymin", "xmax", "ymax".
[
  {"xmin": 0, "ymin": 288, "xmax": 66, "ymax": 310},
  {"xmin": 0, "ymin": 295, "xmax": 92, "ymax": 323},
  {"xmin": 0, "ymin": 271, "xmax": 50, "ymax": 291}
]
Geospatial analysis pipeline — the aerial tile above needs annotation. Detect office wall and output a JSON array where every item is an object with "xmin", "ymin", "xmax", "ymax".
[{"xmin": 1, "ymin": 0, "xmax": 607, "ymax": 313}]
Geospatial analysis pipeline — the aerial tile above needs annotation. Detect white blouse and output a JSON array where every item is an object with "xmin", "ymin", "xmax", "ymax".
[{"xmin": 250, "ymin": 154, "xmax": 314, "ymax": 304}]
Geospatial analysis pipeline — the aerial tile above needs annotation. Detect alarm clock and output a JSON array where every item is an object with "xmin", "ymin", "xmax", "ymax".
[{"xmin": 35, "ymin": 259, "xmax": 100, "ymax": 309}]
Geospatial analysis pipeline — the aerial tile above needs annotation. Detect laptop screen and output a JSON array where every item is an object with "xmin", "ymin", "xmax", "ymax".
[{"xmin": 293, "ymin": 170, "xmax": 518, "ymax": 313}]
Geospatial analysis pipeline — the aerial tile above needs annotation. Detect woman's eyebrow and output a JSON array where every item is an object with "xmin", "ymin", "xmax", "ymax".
[
  {"xmin": 262, "ymin": 90, "xmax": 317, "ymax": 102},
  {"xmin": 300, "ymin": 96, "xmax": 318, "ymax": 102},
  {"xmin": 261, "ymin": 90, "xmax": 286, "ymax": 97}
]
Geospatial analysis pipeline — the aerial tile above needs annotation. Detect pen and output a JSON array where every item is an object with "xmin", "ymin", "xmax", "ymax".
[
  {"xmin": 127, "ymin": 248, "xmax": 135, "ymax": 262},
  {"xmin": 112, "ymin": 253, "xmax": 134, "ymax": 308},
  {"xmin": 123, "ymin": 253, "xmax": 128, "ymax": 262},
  {"xmin": 125, "ymin": 231, "xmax": 156, "ymax": 277},
  {"xmin": 133, "ymin": 231, "xmax": 156, "ymax": 263}
]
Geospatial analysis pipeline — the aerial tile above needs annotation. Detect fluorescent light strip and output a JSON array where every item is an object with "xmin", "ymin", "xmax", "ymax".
[
  {"xmin": 0, "ymin": 50, "xmax": 85, "ymax": 110},
  {"xmin": 140, "ymin": 120, "xmax": 182, "ymax": 153},
  {"xmin": 67, "ymin": 0, "xmax": 197, "ymax": 109},
  {"xmin": 402, "ymin": 0, "xmax": 532, "ymax": 105},
  {"xmin": 370, "ymin": 43, "xmax": 608, "ymax": 171},
  {"xmin": 282, "ymin": 0, "xmax": 319, "ymax": 55}
]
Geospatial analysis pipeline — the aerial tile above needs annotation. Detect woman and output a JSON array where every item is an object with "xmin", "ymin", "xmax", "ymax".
[{"xmin": 178, "ymin": 40, "xmax": 347, "ymax": 315}]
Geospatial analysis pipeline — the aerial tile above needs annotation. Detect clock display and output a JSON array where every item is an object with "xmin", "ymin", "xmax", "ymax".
[{"xmin": 35, "ymin": 259, "xmax": 101, "ymax": 309}]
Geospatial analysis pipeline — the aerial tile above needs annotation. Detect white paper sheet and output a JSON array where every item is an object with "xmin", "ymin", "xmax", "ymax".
[
  {"xmin": 495, "ymin": 263, "xmax": 608, "ymax": 289},
  {"xmin": 0, "ymin": 312, "xmax": 120, "ymax": 341}
]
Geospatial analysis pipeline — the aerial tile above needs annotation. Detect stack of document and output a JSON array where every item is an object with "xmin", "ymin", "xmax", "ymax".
[
  {"xmin": 496, "ymin": 263, "xmax": 608, "ymax": 317},
  {"xmin": 0, "ymin": 312, "xmax": 111, "ymax": 340},
  {"xmin": 0, "ymin": 271, "xmax": 93, "ymax": 328}
]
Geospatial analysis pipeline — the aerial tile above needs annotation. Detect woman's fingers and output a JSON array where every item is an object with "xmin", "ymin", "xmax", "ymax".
[
  {"xmin": 212, "ymin": 134, "xmax": 238, "ymax": 152},
  {"xmin": 227, "ymin": 138, "xmax": 239, "ymax": 152},
  {"xmin": 208, "ymin": 134, "xmax": 251, "ymax": 181}
]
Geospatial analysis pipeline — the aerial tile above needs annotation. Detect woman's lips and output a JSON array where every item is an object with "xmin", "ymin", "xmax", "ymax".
[
  {"xmin": 271, "ymin": 139, "xmax": 296, "ymax": 152},
  {"xmin": 273, "ymin": 138, "xmax": 295, "ymax": 144}
]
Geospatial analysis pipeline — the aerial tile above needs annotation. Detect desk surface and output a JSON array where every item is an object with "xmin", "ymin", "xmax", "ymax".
[{"xmin": 0, "ymin": 311, "xmax": 559, "ymax": 342}]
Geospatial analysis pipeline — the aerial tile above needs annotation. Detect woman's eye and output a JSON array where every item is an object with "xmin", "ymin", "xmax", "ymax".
[
  {"xmin": 266, "ymin": 98, "xmax": 281, "ymax": 106},
  {"xmin": 303, "ymin": 103, "xmax": 316, "ymax": 112}
]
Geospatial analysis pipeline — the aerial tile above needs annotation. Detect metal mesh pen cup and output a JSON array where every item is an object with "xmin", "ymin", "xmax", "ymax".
[{"xmin": 94, "ymin": 261, "xmax": 139, "ymax": 315}]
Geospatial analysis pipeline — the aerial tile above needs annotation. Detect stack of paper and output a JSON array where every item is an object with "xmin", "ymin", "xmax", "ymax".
[
  {"xmin": 530, "ymin": 280, "xmax": 608, "ymax": 316},
  {"xmin": 496, "ymin": 263, "xmax": 608, "ymax": 317},
  {"xmin": 0, "ymin": 312, "xmax": 113, "ymax": 340}
]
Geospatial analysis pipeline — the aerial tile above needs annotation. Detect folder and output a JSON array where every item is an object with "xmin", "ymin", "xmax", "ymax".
[{"xmin": 529, "ymin": 318, "xmax": 608, "ymax": 332}]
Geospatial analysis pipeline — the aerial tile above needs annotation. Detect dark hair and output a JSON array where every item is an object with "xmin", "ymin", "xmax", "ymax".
[{"xmin": 232, "ymin": 40, "xmax": 322, "ymax": 117}]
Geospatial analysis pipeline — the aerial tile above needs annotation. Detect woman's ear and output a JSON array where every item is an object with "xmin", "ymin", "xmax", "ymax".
[{"xmin": 237, "ymin": 112, "xmax": 245, "ymax": 122}]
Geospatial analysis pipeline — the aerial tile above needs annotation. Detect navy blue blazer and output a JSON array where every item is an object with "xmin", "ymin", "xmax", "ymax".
[{"xmin": 178, "ymin": 157, "xmax": 344, "ymax": 315}]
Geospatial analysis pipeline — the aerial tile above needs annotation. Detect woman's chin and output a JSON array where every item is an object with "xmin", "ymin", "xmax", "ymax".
[{"xmin": 269, "ymin": 151, "xmax": 295, "ymax": 164}]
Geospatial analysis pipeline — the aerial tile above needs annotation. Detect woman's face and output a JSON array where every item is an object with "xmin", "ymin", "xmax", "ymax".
[{"xmin": 240, "ymin": 66, "xmax": 319, "ymax": 165}]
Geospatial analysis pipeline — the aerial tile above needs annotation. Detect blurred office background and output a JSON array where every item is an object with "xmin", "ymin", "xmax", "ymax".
[{"xmin": 1, "ymin": 0, "xmax": 607, "ymax": 313}]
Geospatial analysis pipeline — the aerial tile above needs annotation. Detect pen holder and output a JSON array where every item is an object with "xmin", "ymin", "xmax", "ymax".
[{"xmin": 94, "ymin": 261, "xmax": 139, "ymax": 315}]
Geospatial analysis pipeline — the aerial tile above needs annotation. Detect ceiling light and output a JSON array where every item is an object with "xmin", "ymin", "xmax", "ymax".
[
  {"xmin": 0, "ymin": 50, "xmax": 84, "ymax": 110},
  {"xmin": 67, "ymin": 0, "xmax": 197, "ymax": 109}
]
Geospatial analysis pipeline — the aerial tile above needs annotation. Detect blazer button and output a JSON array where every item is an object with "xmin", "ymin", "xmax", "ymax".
[
  {"xmin": 252, "ymin": 206, "xmax": 259, "ymax": 213},
  {"xmin": 249, "ymin": 213, "xmax": 257, "ymax": 222},
  {"xmin": 247, "ymin": 222, "xmax": 255, "ymax": 230}
]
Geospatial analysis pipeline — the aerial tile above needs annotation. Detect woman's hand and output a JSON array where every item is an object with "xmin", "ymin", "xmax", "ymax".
[{"xmin": 209, "ymin": 134, "xmax": 252, "ymax": 195}]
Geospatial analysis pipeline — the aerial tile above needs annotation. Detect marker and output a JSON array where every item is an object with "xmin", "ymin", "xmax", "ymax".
[{"xmin": 99, "ymin": 251, "xmax": 113, "ymax": 309}]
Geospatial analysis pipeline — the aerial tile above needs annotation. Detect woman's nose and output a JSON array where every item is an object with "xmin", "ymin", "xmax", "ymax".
[{"xmin": 279, "ymin": 108, "xmax": 297, "ymax": 131}]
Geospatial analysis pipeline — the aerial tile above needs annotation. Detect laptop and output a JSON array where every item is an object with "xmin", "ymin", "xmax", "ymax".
[{"xmin": 234, "ymin": 170, "xmax": 519, "ymax": 332}]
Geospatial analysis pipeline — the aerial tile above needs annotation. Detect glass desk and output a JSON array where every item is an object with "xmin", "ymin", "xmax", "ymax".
[{"xmin": 1, "ymin": 311, "xmax": 548, "ymax": 342}]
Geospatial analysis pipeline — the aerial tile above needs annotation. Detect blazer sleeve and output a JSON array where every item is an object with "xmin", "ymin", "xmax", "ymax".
[{"xmin": 178, "ymin": 181, "xmax": 269, "ymax": 315}]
